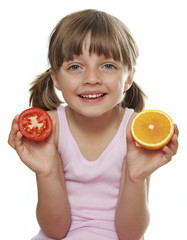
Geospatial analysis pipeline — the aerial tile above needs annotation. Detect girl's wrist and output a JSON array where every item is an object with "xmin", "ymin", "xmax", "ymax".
[
  {"xmin": 125, "ymin": 167, "xmax": 147, "ymax": 185},
  {"xmin": 36, "ymin": 162, "xmax": 60, "ymax": 180},
  {"xmin": 36, "ymin": 153, "xmax": 64, "ymax": 180},
  {"xmin": 36, "ymin": 166, "xmax": 59, "ymax": 180}
]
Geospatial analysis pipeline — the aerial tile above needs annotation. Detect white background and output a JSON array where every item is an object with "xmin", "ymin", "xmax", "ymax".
[{"xmin": 1, "ymin": 0, "xmax": 186, "ymax": 239}]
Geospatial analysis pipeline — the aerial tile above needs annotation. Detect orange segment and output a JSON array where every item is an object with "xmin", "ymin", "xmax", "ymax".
[{"xmin": 131, "ymin": 109, "xmax": 174, "ymax": 150}]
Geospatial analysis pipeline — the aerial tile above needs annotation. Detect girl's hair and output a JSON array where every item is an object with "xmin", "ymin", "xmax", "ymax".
[{"xmin": 29, "ymin": 9, "xmax": 146, "ymax": 112}]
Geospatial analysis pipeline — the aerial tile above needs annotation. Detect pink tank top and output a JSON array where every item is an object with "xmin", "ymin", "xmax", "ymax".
[
  {"xmin": 58, "ymin": 106, "xmax": 134, "ymax": 239},
  {"xmin": 32, "ymin": 106, "xmax": 145, "ymax": 240}
]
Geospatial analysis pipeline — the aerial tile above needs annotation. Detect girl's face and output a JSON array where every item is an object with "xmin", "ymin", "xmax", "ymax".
[{"xmin": 51, "ymin": 34, "xmax": 133, "ymax": 118}]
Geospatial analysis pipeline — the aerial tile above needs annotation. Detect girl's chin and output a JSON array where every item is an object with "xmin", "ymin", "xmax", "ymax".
[{"xmin": 70, "ymin": 106, "xmax": 117, "ymax": 119}]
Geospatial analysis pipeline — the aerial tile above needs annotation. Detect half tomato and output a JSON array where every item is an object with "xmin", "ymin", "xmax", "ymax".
[{"xmin": 18, "ymin": 108, "xmax": 53, "ymax": 141}]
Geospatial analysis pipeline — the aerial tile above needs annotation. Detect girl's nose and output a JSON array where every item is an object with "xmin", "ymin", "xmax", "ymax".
[{"xmin": 82, "ymin": 68, "xmax": 102, "ymax": 85}]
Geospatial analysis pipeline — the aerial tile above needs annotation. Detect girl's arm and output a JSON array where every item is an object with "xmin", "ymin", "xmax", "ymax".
[
  {"xmin": 115, "ymin": 120, "xmax": 179, "ymax": 240},
  {"xmin": 8, "ymin": 114, "xmax": 71, "ymax": 239},
  {"xmin": 36, "ymin": 153, "xmax": 71, "ymax": 239},
  {"xmin": 115, "ymin": 164, "xmax": 150, "ymax": 240}
]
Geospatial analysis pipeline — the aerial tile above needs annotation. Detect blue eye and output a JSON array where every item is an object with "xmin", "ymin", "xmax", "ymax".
[
  {"xmin": 68, "ymin": 65, "xmax": 81, "ymax": 70},
  {"xmin": 103, "ymin": 64, "xmax": 116, "ymax": 69}
]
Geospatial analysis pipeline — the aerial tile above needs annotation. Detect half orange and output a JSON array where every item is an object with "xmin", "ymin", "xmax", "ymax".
[{"xmin": 131, "ymin": 109, "xmax": 174, "ymax": 150}]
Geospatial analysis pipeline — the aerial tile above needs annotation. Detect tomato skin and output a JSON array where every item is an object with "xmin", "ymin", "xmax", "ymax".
[{"xmin": 18, "ymin": 108, "xmax": 53, "ymax": 141}]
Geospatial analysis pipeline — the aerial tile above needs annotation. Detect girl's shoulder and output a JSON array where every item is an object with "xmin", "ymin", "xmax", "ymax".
[
  {"xmin": 47, "ymin": 109, "xmax": 59, "ymax": 148},
  {"xmin": 47, "ymin": 108, "xmax": 58, "ymax": 119},
  {"xmin": 126, "ymin": 110, "xmax": 138, "ymax": 133}
]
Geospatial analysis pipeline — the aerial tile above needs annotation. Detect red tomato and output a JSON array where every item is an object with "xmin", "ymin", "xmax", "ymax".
[{"xmin": 18, "ymin": 108, "xmax": 53, "ymax": 141}]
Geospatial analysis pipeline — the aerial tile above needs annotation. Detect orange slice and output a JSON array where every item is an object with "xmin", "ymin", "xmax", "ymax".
[{"xmin": 131, "ymin": 109, "xmax": 174, "ymax": 150}]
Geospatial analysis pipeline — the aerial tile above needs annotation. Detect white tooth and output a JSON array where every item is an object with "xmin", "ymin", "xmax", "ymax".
[{"xmin": 81, "ymin": 94, "xmax": 103, "ymax": 99}]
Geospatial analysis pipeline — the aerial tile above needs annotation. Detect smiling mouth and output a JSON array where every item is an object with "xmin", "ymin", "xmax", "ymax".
[{"xmin": 79, "ymin": 93, "xmax": 106, "ymax": 99}]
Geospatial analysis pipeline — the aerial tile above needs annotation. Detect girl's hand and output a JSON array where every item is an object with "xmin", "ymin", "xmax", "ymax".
[
  {"xmin": 125, "ymin": 124, "xmax": 179, "ymax": 182},
  {"xmin": 8, "ymin": 115, "xmax": 59, "ymax": 177}
]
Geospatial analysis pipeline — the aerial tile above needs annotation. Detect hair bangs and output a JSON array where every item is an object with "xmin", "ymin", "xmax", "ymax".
[
  {"xmin": 61, "ymin": 26, "xmax": 123, "ymax": 63},
  {"xmin": 49, "ymin": 9, "xmax": 138, "ymax": 71}
]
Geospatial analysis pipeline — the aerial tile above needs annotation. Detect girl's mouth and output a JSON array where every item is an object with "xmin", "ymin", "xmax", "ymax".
[{"xmin": 79, "ymin": 93, "xmax": 106, "ymax": 99}]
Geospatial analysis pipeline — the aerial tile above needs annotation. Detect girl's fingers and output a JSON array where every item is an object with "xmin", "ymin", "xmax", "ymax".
[
  {"xmin": 15, "ymin": 130, "xmax": 23, "ymax": 149},
  {"xmin": 171, "ymin": 133, "xmax": 179, "ymax": 155},
  {"xmin": 162, "ymin": 126, "xmax": 179, "ymax": 164},
  {"xmin": 8, "ymin": 115, "xmax": 19, "ymax": 149},
  {"xmin": 162, "ymin": 145, "xmax": 173, "ymax": 164},
  {"xmin": 11, "ymin": 115, "xmax": 19, "ymax": 130},
  {"xmin": 174, "ymin": 124, "xmax": 179, "ymax": 137},
  {"xmin": 166, "ymin": 124, "xmax": 179, "ymax": 156},
  {"xmin": 14, "ymin": 131, "xmax": 25, "ymax": 157}
]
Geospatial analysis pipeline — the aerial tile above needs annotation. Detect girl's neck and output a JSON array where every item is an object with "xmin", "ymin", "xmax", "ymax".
[{"xmin": 65, "ymin": 105, "xmax": 124, "ymax": 133}]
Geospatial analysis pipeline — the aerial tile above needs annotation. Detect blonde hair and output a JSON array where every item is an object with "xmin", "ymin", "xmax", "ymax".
[{"xmin": 30, "ymin": 9, "xmax": 146, "ymax": 111}]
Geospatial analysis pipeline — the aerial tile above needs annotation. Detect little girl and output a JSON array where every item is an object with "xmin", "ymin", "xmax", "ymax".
[{"xmin": 8, "ymin": 9, "xmax": 179, "ymax": 240}]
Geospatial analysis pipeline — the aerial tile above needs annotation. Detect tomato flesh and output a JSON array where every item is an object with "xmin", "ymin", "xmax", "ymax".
[{"xmin": 18, "ymin": 108, "xmax": 53, "ymax": 141}]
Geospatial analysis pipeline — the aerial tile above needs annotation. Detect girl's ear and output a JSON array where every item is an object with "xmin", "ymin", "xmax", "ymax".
[
  {"xmin": 124, "ymin": 69, "xmax": 135, "ymax": 92},
  {"xmin": 49, "ymin": 69, "xmax": 61, "ymax": 90}
]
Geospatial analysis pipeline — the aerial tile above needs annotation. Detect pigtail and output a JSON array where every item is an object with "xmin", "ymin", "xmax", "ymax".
[
  {"xmin": 121, "ymin": 82, "xmax": 147, "ymax": 112},
  {"xmin": 29, "ymin": 69, "xmax": 62, "ymax": 111}
]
